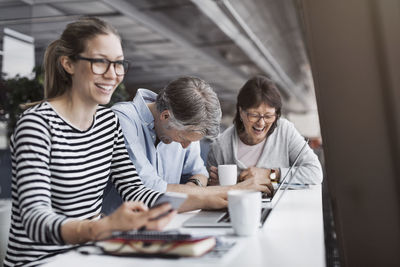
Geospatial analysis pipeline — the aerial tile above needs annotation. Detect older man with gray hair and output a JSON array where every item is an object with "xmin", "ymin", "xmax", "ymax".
[{"xmin": 112, "ymin": 76, "xmax": 268, "ymax": 211}]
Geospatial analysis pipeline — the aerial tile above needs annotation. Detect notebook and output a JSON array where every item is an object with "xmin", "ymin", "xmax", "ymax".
[
  {"xmin": 183, "ymin": 139, "xmax": 309, "ymax": 228},
  {"xmin": 96, "ymin": 230, "xmax": 216, "ymax": 257}
]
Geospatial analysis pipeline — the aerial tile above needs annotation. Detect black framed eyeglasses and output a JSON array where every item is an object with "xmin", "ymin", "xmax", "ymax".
[
  {"xmin": 75, "ymin": 55, "xmax": 129, "ymax": 76},
  {"xmin": 242, "ymin": 110, "xmax": 276, "ymax": 123}
]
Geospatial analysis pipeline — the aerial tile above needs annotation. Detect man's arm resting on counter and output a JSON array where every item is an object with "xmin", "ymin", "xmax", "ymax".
[{"xmin": 185, "ymin": 174, "xmax": 208, "ymax": 187}]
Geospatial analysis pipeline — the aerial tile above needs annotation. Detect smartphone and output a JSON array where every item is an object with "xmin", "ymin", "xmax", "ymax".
[
  {"xmin": 148, "ymin": 192, "xmax": 188, "ymax": 222},
  {"xmin": 152, "ymin": 192, "xmax": 188, "ymax": 210}
]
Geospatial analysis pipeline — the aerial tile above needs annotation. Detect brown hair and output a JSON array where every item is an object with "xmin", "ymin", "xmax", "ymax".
[
  {"xmin": 234, "ymin": 75, "xmax": 282, "ymax": 136},
  {"xmin": 43, "ymin": 16, "xmax": 120, "ymax": 99}
]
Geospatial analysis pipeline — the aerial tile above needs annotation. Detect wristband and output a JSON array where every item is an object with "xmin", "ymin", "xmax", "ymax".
[{"xmin": 187, "ymin": 178, "xmax": 203, "ymax": 187}]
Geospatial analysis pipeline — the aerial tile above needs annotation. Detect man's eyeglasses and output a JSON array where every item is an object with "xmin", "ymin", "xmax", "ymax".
[
  {"xmin": 75, "ymin": 55, "xmax": 129, "ymax": 76},
  {"xmin": 243, "ymin": 110, "xmax": 276, "ymax": 123}
]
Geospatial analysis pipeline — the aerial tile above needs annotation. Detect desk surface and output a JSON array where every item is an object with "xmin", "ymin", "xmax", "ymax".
[{"xmin": 43, "ymin": 186, "xmax": 325, "ymax": 267}]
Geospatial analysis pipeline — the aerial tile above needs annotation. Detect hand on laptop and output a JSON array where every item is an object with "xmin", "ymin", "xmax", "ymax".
[
  {"xmin": 237, "ymin": 167, "xmax": 275, "ymax": 196},
  {"xmin": 203, "ymin": 190, "xmax": 228, "ymax": 209},
  {"xmin": 180, "ymin": 189, "xmax": 228, "ymax": 211},
  {"xmin": 208, "ymin": 165, "xmax": 274, "ymax": 195}
]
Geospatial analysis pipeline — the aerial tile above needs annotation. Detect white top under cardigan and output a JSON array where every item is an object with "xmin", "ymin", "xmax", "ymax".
[{"xmin": 207, "ymin": 118, "xmax": 323, "ymax": 185}]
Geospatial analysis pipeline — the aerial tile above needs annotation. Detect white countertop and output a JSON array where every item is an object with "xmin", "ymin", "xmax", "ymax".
[{"xmin": 43, "ymin": 185, "xmax": 325, "ymax": 267}]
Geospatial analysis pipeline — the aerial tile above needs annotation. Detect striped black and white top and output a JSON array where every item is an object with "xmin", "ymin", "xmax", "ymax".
[{"xmin": 4, "ymin": 102, "xmax": 162, "ymax": 267}]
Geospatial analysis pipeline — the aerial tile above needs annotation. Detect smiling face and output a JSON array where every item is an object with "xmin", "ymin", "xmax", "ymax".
[
  {"xmin": 67, "ymin": 33, "xmax": 124, "ymax": 106},
  {"xmin": 239, "ymin": 102, "xmax": 277, "ymax": 145}
]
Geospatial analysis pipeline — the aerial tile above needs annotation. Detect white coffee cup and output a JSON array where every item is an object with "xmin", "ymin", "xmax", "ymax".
[
  {"xmin": 228, "ymin": 190, "xmax": 261, "ymax": 236},
  {"xmin": 218, "ymin": 164, "xmax": 237, "ymax": 186}
]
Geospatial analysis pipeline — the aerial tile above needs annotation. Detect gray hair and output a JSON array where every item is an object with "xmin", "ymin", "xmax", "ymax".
[{"xmin": 156, "ymin": 76, "xmax": 222, "ymax": 138}]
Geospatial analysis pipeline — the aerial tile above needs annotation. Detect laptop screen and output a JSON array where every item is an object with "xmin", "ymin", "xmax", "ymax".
[{"xmin": 266, "ymin": 138, "xmax": 310, "ymax": 207}]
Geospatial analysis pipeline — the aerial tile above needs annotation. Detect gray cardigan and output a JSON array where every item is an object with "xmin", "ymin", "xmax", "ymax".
[{"xmin": 207, "ymin": 118, "xmax": 323, "ymax": 184}]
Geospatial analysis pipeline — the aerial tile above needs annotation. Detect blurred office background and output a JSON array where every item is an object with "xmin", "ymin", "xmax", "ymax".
[
  {"xmin": 0, "ymin": 0, "xmax": 332, "ymax": 266},
  {"xmin": 0, "ymin": 0, "xmax": 321, "ymax": 136}
]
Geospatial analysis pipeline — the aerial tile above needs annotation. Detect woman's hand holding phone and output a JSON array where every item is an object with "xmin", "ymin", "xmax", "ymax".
[{"xmin": 149, "ymin": 192, "xmax": 188, "ymax": 221}]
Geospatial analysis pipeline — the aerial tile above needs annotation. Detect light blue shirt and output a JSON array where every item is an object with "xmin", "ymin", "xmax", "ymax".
[{"xmin": 112, "ymin": 89, "xmax": 208, "ymax": 192}]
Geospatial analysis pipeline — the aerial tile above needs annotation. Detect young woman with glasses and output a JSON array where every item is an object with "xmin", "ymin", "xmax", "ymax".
[
  {"xmin": 207, "ymin": 76, "xmax": 323, "ymax": 193},
  {"xmin": 4, "ymin": 17, "xmax": 175, "ymax": 267}
]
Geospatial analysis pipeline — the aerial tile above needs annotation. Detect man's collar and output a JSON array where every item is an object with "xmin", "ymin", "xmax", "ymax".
[{"xmin": 133, "ymin": 88, "xmax": 157, "ymax": 129}]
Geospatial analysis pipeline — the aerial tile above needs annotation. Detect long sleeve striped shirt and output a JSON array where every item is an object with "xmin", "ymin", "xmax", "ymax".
[{"xmin": 4, "ymin": 102, "xmax": 162, "ymax": 267}]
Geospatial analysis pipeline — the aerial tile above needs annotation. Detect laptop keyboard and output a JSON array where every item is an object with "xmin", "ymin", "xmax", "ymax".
[
  {"xmin": 217, "ymin": 212, "xmax": 231, "ymax": 223},
  {"xmin": 218, "ymin": 208, "xmax": 267, "ymax": 224}
]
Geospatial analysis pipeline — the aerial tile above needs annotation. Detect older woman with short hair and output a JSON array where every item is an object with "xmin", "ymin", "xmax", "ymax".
[{"xmin": 207, "ymin": 76, "xmax": 323, "ymax": 194}]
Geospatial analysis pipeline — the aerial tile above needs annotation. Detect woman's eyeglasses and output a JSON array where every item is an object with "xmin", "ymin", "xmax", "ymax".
[
  {"xmin": 75, "ymin": 55, "xmax": 129, "ymax": 76},
  {"xmin": 243, "ymin": 110, "xmax": 276, "ymax": 123}
]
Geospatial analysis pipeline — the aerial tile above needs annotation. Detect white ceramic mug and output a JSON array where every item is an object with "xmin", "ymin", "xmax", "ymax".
[
  {"xmin": 218, "ymin": 164, "xmax": 237, "ymax": 186},
  {"xmin": 228, "ymin": 190, "xmax": 261, "ymax": 236}
]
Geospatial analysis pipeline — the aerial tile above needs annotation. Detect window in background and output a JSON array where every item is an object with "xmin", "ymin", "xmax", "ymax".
[
  {"xmin": 0, "ymin": 28, "xmax": 35, "ymax": 149},
  {"xmin": 2, "ymin": 27, "xmax": 35, "ymax": 79}
]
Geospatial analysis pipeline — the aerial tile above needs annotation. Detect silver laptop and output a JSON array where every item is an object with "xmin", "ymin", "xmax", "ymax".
[
  {"xmin": 262, "ymin": 139, "xmax": 309, "ymax": 202},
  {"xmin": 183, "ymin": 139, "xmax": 309, "ymax": 228}
]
